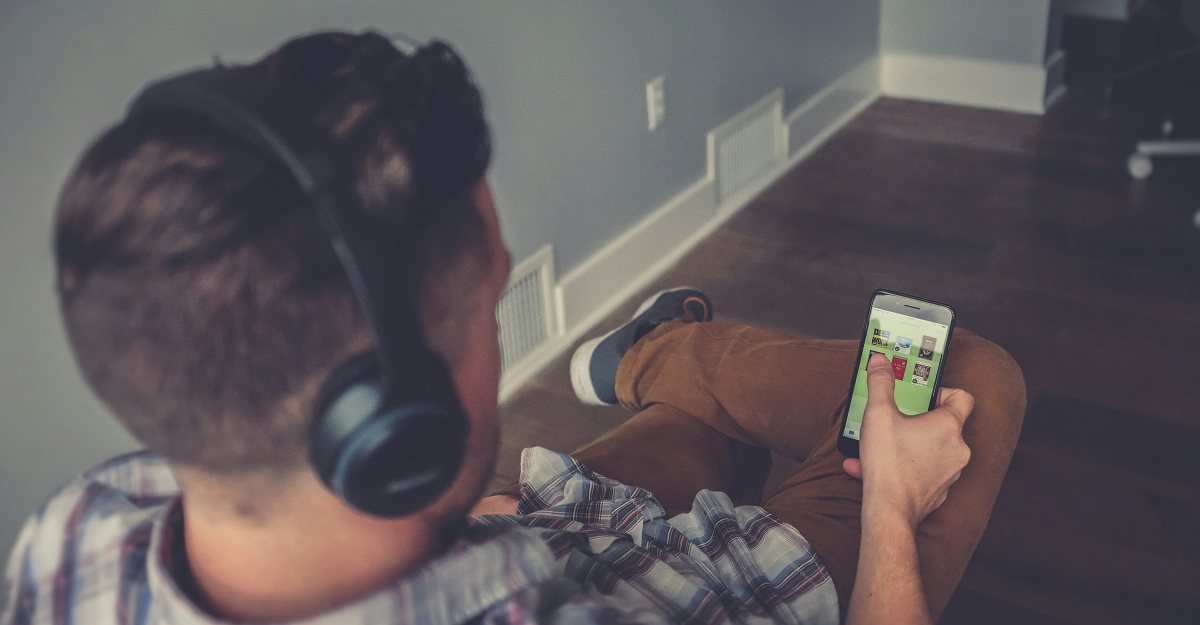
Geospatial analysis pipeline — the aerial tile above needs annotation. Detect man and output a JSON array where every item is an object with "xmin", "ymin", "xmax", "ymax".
[{"xmin": 1, "ymin": 31, "xmax": 1025, "ymax": 625}]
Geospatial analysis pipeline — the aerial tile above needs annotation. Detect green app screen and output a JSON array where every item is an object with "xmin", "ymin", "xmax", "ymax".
[{"xmin": 843, "ymin": 308, "xmax": 949, "ymax": 440}]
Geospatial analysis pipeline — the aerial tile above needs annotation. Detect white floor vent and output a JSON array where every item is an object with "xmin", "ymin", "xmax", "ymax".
[
  {"xmin": 707, "ymin": 88, "xmax": 786, "ymax": 204},
  {"xmin": 496, "ymin": 245, "xmax": 560, "ymax": 373}
]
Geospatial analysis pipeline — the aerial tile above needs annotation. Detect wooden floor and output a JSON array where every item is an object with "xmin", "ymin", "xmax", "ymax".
[{"xmin": 493, "ymin": 14, "xmax": 1200, "ymax": 624}]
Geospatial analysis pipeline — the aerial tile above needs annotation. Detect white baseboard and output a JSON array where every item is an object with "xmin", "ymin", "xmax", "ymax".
[
  {"xmin": 882, "ymin": 51, "xmax": 1059, "ymax": 115},
  {"xmin": 556, "ymin": 177, "xmax": 718, "ymax": 333},
  {"xmin": 787, "ymin": 57, "xmax": 879, "ymax": 158},
  {"xmin": 497, "ymin": 177, "xmax": 717, "ymax": 401},
  {"xmin": 1043, "ymin": 49, "xmax": 1068, "ymax": 111},
  {"xmin": 498, "ymin": 57, "xmax": 881, "ymax": 402}
]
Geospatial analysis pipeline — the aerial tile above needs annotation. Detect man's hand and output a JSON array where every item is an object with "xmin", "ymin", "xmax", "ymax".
[
  {"xmin": 844, "ymin": 352, "xmax": 974, "ymax": 625},
  {"xmin": 469, "ymin": 494, "xmax": 519, "ymax": 516},
  {"xmin": 844, "ymin": 353, "xmax": 973, "ymax": 530}
]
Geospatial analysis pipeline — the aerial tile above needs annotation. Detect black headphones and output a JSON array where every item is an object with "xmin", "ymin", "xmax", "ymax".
[{"xmin": 125, "ymin": 43, "xmax": 469, "ymax": 517}]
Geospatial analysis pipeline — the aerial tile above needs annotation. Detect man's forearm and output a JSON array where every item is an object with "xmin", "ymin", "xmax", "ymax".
[{"xmin": 845, "ymin": 511, "xmax": 932, "ymax": 625}]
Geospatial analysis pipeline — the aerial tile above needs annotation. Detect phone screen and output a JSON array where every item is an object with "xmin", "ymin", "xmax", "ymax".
[{"xmin": 842, "ymin": 307, "xmax": 950, "ymax": 440}]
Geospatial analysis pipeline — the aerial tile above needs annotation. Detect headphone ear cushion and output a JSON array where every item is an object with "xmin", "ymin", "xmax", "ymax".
[
  {"xmin": 313, "ymin": 350, "xmax": 381, "ymax": 419},
  {"xmin": 310, "ymin": 350, "xmax": 382, "ymax": 485}
]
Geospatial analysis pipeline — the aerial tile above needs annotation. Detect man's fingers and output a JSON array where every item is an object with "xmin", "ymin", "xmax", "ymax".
[
  {"xmin": 864, "ymin": 353, "xmax": 899, "ymax": 414},
  {"xmin": 470, "ymin": 494, "xmax": 520, "ymax": 516},
  {"xmin": 932, "ymin": 387, "xmax": 974, "ymax": 425},
  {"xmin": 842, "ymin": 457, "xmax": 863, "ymax": 480}
]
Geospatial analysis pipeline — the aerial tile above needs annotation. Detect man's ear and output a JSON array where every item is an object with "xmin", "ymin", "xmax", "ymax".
[{"xmin": 419, "ymin": 177, "xmax": 509, "ymax": 374}]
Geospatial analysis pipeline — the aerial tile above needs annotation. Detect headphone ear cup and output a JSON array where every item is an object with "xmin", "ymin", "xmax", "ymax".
[
  {"xmin": 337, "ymin": 403, "xmax": 466, "ymax": 516},
  {"xmin": 309, "ymin": 350, "xmax": 467, "ymax": 517}
]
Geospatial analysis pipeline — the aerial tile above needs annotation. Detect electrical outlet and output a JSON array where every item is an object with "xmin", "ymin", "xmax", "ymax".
[{"xmin": 646, "ymin": 76, "xmax": 665, "ymax": 131}]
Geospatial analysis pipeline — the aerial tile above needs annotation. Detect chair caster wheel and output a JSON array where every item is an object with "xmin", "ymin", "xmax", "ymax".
[{"xmin": 1128, "ymin": 153, "xmax": 1153, "ymax": 179}]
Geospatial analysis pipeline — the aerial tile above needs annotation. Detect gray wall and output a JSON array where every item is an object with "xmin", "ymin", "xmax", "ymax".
[
  {"xmin": 0, "ymin": 0, "xmax": 879, "ymax": 556},
  {"xmin": 1046, "ymin": 0, "xmax": 1067, "ymax": 61},
  {"xmin": 881, "ymin": 0, "xmax": 1052, "ymax": 65}
]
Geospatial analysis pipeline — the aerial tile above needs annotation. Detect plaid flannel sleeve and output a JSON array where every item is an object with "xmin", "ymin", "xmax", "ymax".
[{"xmin": 1, "ymin": 515, "xmax": 38, "ymax": 625}]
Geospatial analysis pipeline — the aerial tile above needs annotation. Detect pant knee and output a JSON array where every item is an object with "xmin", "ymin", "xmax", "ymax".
[{"xmin": 947, "ymin": 330, "xmax": 1027, "ymax": 426}]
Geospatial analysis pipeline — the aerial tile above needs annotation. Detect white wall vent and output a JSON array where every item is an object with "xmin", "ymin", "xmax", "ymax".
[
  {"xmin": 496, "ymin": 245, "xmax": 560, "ymax": 373},
  {"xmin": 707, "ymin": 88, "xmax": 786, "ymax": 204}
]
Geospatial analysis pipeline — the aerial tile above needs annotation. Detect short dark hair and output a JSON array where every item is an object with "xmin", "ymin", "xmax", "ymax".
[{"xmin": 54, "ymin": 32, "xmax": 492, "ymax": 472}]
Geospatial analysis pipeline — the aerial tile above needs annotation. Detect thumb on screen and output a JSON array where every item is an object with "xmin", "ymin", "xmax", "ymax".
[{"xmin": 865, "ymin": 353, "xmax": 899, "ymax": 413}]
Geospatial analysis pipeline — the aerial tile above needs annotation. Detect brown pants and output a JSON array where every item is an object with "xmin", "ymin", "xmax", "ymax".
[{"xmin": 567, "ymin": 321, "xmax": 1027, "ymax": 619}]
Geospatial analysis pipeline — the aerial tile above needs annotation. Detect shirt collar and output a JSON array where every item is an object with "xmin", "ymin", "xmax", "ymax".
[{"xmin": 146, "ymin": 499, "xmax": 560, "ymax": 625}]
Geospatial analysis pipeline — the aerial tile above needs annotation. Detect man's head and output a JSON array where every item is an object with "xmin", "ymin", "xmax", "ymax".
[{"xmin": 54, "ymin": 32, "xmax": 510, "ymax": 512}]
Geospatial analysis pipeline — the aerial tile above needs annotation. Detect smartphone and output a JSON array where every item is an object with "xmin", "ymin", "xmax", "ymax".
[{"xmin": 837, "ymin": 290, "xmax": 956, "ymax": 458}]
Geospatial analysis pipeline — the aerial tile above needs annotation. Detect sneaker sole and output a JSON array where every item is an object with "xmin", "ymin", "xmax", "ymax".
[
  {"xmin": 568, "ymin": 286, "xmax": 702, "ymax": 407},
  {"xmin": 570, "ymin": 331, "xmax": 613, "ymax": 406}
]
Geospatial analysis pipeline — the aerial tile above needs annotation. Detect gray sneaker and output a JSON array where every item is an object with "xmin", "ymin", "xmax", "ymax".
[{"xmin": 570, "ymin": 287, "xmax": 712, "ymax": 406}]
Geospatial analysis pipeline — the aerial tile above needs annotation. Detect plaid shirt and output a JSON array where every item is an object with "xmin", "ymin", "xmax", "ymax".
[{"xmin": 2, "ymin": 447, "xmax": 838, "ymax": 625}]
